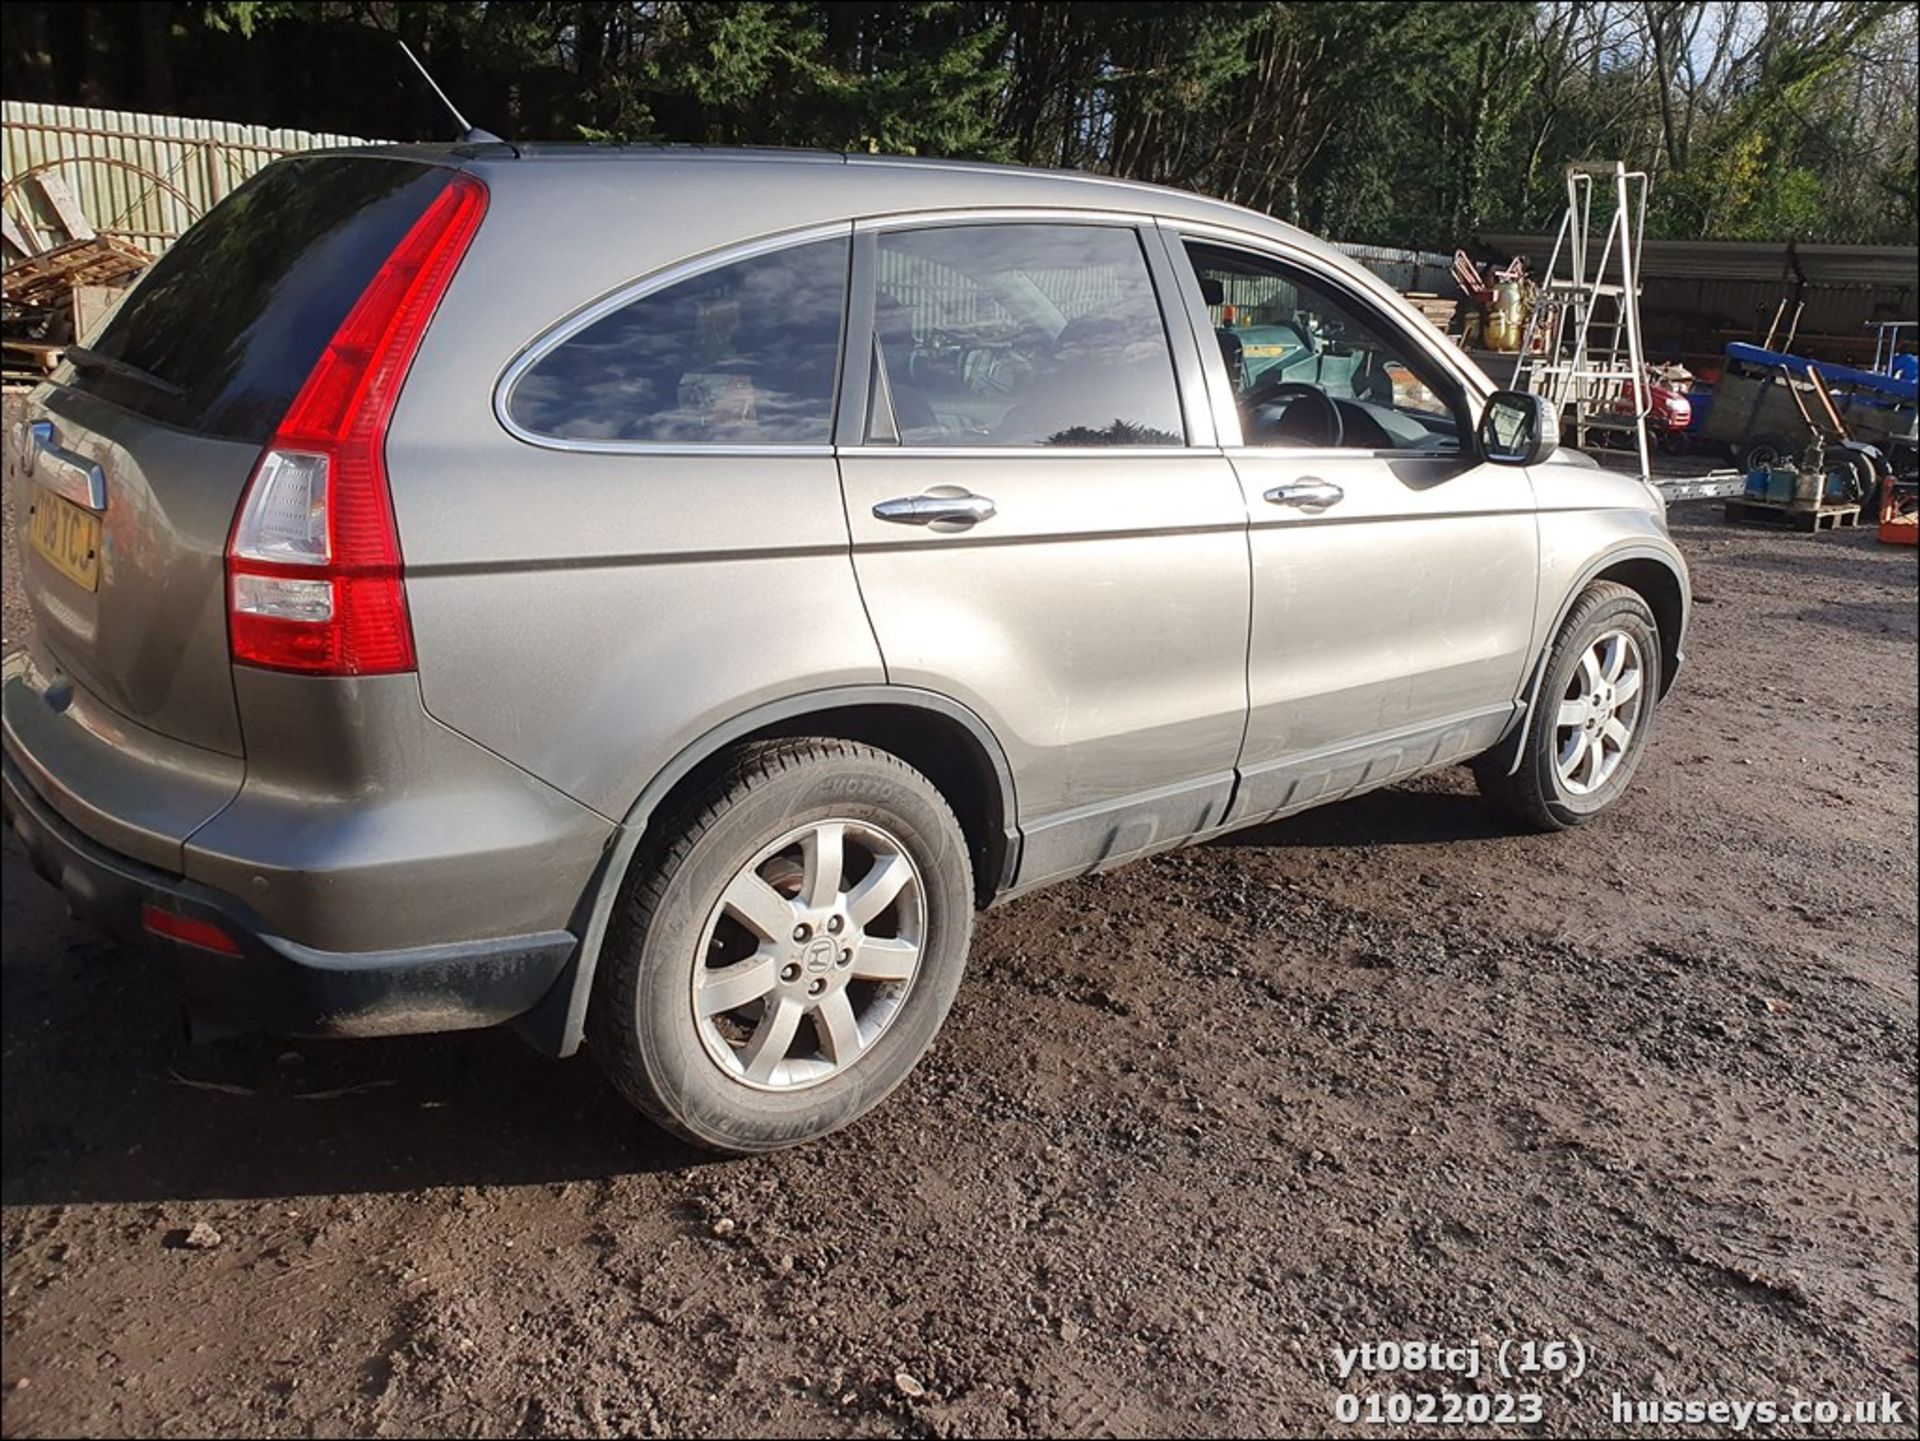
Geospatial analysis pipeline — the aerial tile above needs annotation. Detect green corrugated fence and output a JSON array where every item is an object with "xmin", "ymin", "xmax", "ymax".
[{"xmin": 3, "ymin": 99, "xmax": 379, "ymax": 256}]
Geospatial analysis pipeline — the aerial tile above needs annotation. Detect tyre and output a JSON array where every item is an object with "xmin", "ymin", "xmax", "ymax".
[
  {"xmin": 1824, "ymin": 449, "xmax": 1878, "ymax": 507},
  {"xmin": 588, "ymin": 737, "xmax": 973, "ymax": 1153},
  {"xmin": 1739, "ymin": 435, "xmax": 1796, "ymax": 473},
  {"xmin": 1473, "ymin": 581, "xmax": 1662, "ymax": 831}
]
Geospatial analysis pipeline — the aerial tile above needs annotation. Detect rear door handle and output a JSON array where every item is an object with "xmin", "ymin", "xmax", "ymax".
[
  {"xmin": 1263, "ymin": 478, "xmax": 1344, "ymax": 512},
  {"xmin": 872, "ymin": 491, "xmax": 998, "ymax": 527},
  {"xmin": 26, "ymin": 420, "xmax": 107, "ymax": 511}
]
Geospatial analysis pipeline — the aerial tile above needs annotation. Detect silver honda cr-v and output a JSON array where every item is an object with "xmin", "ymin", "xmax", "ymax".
[{"xmin": 4, "ymin": 144, "xmax": 1688, "ymax": 1153}]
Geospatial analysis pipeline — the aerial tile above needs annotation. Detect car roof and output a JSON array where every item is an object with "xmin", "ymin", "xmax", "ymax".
[
  {"xmin": 320, "ymin": 140, "xmax": 1319, "ymax": 249},
  {"xmin": 313, "ymin": 142, "xmax": 1494, "ymax": 402}
]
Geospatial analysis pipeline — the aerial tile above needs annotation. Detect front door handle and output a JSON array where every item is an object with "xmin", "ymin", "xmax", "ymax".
[
  {"xmin": 1263, "ymin": 478, "xmax": 1344, "ymax": 512},
  {"xmin": 872, "ymin": 491, "xmax": 998, "ymax": 527}
]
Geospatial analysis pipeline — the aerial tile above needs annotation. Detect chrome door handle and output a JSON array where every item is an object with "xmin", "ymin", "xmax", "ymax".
[
  {"xmin": 1263, "ymin": 478, "xmax": 1344, "ymax": 512},
  {"xmin": 26, "ymin": 420, "xmax": 107, "ymax": 510},
  {"xmin": 872, "ymin": 491, "xmax": 997, "ymax": 527}
]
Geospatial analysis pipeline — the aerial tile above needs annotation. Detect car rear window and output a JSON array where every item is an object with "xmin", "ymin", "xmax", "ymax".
[{"xmin": 57, "ymin": 156, "xmax": 455, "ymax": 443}]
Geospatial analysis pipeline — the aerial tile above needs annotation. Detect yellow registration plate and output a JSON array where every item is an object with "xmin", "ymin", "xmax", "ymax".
[{"xmin": 29, "ymin": 487, "xmax": 102, "ymax": 592}]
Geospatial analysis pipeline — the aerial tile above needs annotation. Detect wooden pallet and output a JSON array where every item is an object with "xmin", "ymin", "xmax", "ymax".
[
  {"xmin": 2, "ymin": 234, "xmax": 149, "ymax": 309},
  {"xmin": 1, "ymin": 337, "xmax": 62, "ymax": 372},
  {"xmin": 1723, "ymin": 498, "xmax": 1863, "ymax": 532},
  {"xmin": 1402, "ymin": 291, "xmax": 1459, "ymax": 333}
]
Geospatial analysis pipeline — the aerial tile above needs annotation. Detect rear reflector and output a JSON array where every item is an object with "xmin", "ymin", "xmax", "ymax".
[
  {"xmin": 141, "ymin": 905, "xmax": 243, "ymax": 956},
  {"xmin": 227, "ymin": 173, "xmax": 487, "ymax": 675}
]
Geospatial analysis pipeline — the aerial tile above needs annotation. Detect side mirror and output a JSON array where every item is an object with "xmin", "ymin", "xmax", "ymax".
[{"xmin": 1477, "ymin": 389, "xmax": 1558, "ymax": 466}]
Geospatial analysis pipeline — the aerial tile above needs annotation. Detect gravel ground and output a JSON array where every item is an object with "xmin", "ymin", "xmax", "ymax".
[{"xmin": 1, "ymin": 422, "xmax": 1915, "ymax": 1437}]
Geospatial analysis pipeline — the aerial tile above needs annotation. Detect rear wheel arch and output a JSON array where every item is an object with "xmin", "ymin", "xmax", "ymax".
[{"xmin": 519, "ymin": 687, "xmax": 1018, "ymax": 1058}]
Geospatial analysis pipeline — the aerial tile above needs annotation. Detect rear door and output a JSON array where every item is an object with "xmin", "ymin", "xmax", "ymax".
[
  {"xmin": 1163, "ymin": 229, "xmax": 1539, "ymax": 824},
  {"xmin": 835, "ymin": 215, "xmax": 1251, "ymax": 889},
  {"xmin": 11, "ymin": 154, "xmax": 464, "ymax": 757}
]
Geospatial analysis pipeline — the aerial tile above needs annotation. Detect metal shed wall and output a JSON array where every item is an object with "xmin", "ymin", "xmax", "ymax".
[{"xmin": 1480, "ymin": 233, "xmax": 1918, "ymax": 369}]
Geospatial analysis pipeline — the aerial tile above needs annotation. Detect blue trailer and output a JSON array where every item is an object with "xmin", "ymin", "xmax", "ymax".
[{"xmin": 1698, "ymin": 338, "xmax": 1917, "ymax": 475}]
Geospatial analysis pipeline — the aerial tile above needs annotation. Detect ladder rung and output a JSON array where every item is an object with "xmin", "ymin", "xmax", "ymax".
[{"xmin": 1522, "ymin": 364, "xmax": 1619, "ymax": 372}]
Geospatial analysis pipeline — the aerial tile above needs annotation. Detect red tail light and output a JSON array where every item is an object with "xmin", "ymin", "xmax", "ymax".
[{"xmin": 227, "ymin": 173, "xmax": 487, "ymax": 675}]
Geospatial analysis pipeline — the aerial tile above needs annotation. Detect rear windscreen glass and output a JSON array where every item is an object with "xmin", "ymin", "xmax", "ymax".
[{"xmin": 59, "ymin": 156, "xmax": 452, "ymax": 442}]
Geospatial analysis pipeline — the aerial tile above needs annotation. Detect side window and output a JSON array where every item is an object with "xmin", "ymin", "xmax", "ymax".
[
  {"xmin": 871, "ymin": 224, "xmax": 1184, "ymax": 447},
  {"xmin": 1184, "ymin": 242, "xmax": 1463, "ymax": 453},
  {"xmin": 507, "ymin": 236, "xmax": 848, "ymax": 445}
]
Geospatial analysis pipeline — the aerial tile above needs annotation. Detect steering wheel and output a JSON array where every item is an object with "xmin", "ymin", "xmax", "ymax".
[{"xmin": 1243, "ymin": 379, "xmax": 1345, "ymax": 448}]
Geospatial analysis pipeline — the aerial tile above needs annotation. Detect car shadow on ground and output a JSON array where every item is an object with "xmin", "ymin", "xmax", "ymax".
[
  {"xmin": 1210, "ymin": 781, "xmax": 1520, "ymax": 851},
  {"xmin": 2, "ymin": 783, "xmax": 1517, "ymax": 1209},
  {"xmin": 1, "ymin": 842, "xmax": 711, "ymax": 1208}
]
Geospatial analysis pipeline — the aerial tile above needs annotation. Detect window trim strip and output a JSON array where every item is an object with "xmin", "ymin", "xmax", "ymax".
[
  {"xmin": 842, "ymin": 445, "xmax": 1218, "ymax": 460},
  {"xmin": 852, "ymin": 206, "xmax": 1158, "ymax": 234}
]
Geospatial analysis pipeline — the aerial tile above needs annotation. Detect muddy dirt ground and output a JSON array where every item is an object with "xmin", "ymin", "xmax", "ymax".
[{"xmin": 1, "ymin": 464, "xmax": 1916, "ymax": 1437}]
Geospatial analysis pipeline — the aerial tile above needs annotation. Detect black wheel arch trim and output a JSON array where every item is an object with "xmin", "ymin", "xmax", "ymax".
[
  {"xmin": 515, "ymin": 685, "xmax": 1020, "ymax": 1058},
  {"xmin": 1489, "ymin": 543, "xmax": 1690, "ymax": 779}
]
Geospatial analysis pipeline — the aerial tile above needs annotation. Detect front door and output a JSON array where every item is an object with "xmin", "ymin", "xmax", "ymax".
[
  {"xmin": 836, "ymin": 218, "xmax": 1251, "ymax": 889},
  {"xmin": 1166, "ymin": 233, "xmax": 1540, "ymax": 824}
]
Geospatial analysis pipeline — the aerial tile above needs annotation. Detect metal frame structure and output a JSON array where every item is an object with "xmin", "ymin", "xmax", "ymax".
[
  {"xmin": 1514, "ymin": 161, "xmax": 1651, "ymax": 480},
  {"xmin": 1868, "ymin": 320, "xmax": 1915, "ymax": 376}
]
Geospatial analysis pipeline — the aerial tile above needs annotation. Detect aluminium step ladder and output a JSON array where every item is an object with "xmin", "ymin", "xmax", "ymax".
[{"xmin": 1513, "ymin": 162, "xmax": 1652, "ymax": 480}]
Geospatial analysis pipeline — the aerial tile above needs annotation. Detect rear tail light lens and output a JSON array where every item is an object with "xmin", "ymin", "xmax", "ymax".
[{"xmin": 226, "ymin": 173, "xmax": 487, "ymax": 675}]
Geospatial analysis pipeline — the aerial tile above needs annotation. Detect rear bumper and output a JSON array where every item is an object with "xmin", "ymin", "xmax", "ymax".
[
  {"xmin": 3, "ymin": 748, "xmax": 576, "ymax": 1040},
  {"xmin": 3, "ymin": 648, "xmax": 615, "ymax": 955}
]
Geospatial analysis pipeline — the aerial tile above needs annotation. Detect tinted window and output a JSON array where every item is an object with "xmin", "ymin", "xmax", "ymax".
[
  {"xmin": 872, "ymin": 224, "xmax": 1184, "ymax": 447},
  {"xmin": 508, "ymin": 237, "xmax": 848, "ymax": 445},
  {"xmin": 1185, "ymin": 242, "xmax": 1462, "ymax": 452},
  {"xmin": 61, "ymin": 157, "xmax": 453, "ymax": 442}
]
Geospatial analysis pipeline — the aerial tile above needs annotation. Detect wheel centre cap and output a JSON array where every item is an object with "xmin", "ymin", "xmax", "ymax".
[{"xmin": 802, "ymin": 935, "xmax": 838, "ymax": 974}]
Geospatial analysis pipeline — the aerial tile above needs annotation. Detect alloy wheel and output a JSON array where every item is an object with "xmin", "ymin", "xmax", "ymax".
[
  {"xmin": 691, "ymin": 819, "xmax": 925, "ymax": 1091},
  {"xmin": 1553, "ymin": 628, "xmax": 1646, "ymax": 796}
]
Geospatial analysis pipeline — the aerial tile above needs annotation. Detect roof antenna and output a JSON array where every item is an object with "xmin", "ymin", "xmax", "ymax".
[{"xmin": 397, "ymin": 38, "xmax": 504, "ymax": 145}]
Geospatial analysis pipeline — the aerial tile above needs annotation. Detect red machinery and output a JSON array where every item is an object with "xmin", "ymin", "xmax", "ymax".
[{"xmin": 1881, "ymin": 479, "xmax": 1919, "ymax": 545}]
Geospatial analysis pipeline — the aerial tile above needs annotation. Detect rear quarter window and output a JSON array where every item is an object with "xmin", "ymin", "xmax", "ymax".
[
  {"xmin": 503, "ymin": 236, "xmax": 850, "ymax": 447},
  {"xmin": 60, "ymin": 156, "xmax": 456, "ymax": 443}
]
